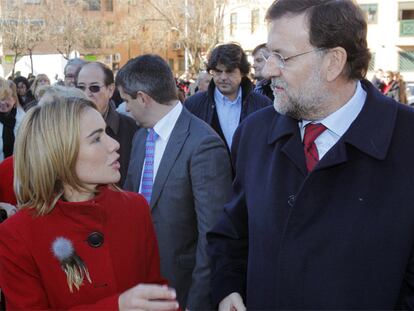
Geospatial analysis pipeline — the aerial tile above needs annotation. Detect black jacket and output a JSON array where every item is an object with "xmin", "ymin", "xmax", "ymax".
[{"xmin": 184, "ymin": 77, "xmax": 271, "ymax": 148}]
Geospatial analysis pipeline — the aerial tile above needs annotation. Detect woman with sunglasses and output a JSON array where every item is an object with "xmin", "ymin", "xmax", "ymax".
[{"xmin": 0, "ymin": 90, "xmax": 178, "ymax": 310}]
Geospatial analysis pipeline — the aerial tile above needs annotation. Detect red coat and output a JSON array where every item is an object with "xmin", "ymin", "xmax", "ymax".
[
  {"xmin": 0, "ymin": 156, "xmax": 16, "ymax": 205},
  {"xmin": 0, "ymin": 186, "xmax": 165, "ymax": 309}
]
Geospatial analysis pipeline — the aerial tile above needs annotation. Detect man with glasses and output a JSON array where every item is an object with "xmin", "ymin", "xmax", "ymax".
[
  {"xmin": 64, "ymin": 58, "xmax": 87, "ymax": 87},
  {"xmin": 208, "ymin": 0, "xmax": 414, "ymax": 310},
  {"xmin": 252, "ymin": 43, "xmax": 274, "ymax": 102},
  {"xmin": 77, "ymin": 62, "xmax": 138, "ymax": 186},
  {"xmin": 185, "ymin": 43, "xmax": 271, "ymax": 151}
]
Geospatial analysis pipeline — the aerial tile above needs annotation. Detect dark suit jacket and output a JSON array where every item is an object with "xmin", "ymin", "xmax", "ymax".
[
  {"xmin": 184, "ymin": 77, "xmax": 271, "ymax": 150},
  {"xmin": 208, "ymin": 80, "xmax": 414, "ymax": 309},
  {"xmin": 124, "ymin": 107, "xmax": 232, "ymax": 309},
  {"xmin": 105, "ymin": 102, "xmax": 138, "ymax": 186}
]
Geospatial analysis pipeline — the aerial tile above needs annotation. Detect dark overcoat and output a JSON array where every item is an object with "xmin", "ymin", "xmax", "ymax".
[{"xmin": 208, "ymin": 80, "xmax": 414, "ymax": 309}]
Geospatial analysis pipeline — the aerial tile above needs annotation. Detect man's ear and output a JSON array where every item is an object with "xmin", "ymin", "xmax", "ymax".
[
  {"xmin": 137, "ymin": 91, "xmax": 151, "ymax": 107},
  {"xmin": 324, "ymin": 47, "xmax": 348, "ymax": 82},
  {"xmin": 107, "ymin": 83, "xmax": 115, "ymax": 97}
]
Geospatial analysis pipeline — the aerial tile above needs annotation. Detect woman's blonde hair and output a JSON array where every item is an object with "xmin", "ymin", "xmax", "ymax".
[
  {"xmin": 0, "ymin": 78, "xmax": 13, "ymax": 101},
  {"xmin": 30, "ymin": 74, "xmax": 50, "ymax": 100},
  {"xmin": 6, "ymin": 80, "xmax": 21, "ymax": 108},
  {"xmin": 14, "ymin": 89, "xmax": 96, "ymax": 215}
]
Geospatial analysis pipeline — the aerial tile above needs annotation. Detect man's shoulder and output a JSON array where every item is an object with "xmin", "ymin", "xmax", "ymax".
[
  {"xmin": 242, "ymin": 105, "xmax": 277, "ymax": 127},
  {"xmin": 245, "ymin": 91, "xmax": 273, "ymax": 108},
  {"xmin": 185, "ymin": 108, "xmax": 221, "ymax": 136},
  {"xmin": 184, "ymin": 91, "xmax": 210, "ymax": 109}
]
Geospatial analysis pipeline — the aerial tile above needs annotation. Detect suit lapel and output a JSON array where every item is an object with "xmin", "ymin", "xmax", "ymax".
[
  {"xmin": 268, "ymin": 114, "xmax": 307, "ymax": 176},
  {"xmin": 150, "ymin": 109, "xmax": 190, "ymax": 208},
  {"xmin": 130, "ymin": 129, "xmax": 147, "ymax": 192}
]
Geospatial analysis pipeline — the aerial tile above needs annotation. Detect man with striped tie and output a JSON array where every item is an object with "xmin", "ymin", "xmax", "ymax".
[{"xmin": 117, "ymin": 54, "xmax": 232, "ymax": 310}]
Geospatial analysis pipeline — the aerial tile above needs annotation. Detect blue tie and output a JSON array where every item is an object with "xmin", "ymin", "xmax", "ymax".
[{"xmin": 141, "ymin": 128, "xmax": 158, "ymax": 204}]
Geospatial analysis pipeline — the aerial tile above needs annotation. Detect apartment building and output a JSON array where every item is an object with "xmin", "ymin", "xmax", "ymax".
[
  {"xmin": 0, "ymin": 0, "xmax": 185, "ymax": 77},
  {"xmin": 222, "ymin": 0, "xmax": 414, "ymax": 81}
]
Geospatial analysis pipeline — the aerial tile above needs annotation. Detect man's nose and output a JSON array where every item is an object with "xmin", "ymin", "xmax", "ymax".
[{"xmin": 262, "ymin": 59, "xmax": 281, "ymax": 80}]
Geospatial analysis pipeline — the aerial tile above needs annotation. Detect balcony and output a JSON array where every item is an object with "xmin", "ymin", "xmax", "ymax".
[{"xmin": 400, "ymin": 19, "xmax": 414, "ymax": 37}]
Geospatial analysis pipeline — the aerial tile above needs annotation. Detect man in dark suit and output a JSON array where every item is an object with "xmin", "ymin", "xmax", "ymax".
[
  {"xmin": 116, "ymin": 55, "xmax": 232, "ymax": 310},
  {"xmin": 208, "ymin": 0, "xmax": 414, "ymax": 310},
  {"xmin": 77, "ymin": 62, "xmax": 137, "ymax": 186},
  {"xmin": 185, "ymin": 43, "xmax": 271, "ymax": 151}
]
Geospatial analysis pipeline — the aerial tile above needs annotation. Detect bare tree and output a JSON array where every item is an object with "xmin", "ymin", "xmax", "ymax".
[
  {"xmin": 145, "ymin": 0, "xmax": 227, "ymax": 75},
  {"xmin": 0, "ymin": 3, "xmax": 46, "ymax": 76},
  {"xmin": 118, "ymin": 0, "xmax": 227, "ymax": 75},
  {"xmin": 43, "ymin": 0, "xmax": 105, "ymax": 59}
]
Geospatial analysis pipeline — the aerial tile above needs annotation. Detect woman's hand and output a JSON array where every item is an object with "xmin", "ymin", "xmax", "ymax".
[{"xmin": 119, "ymin": 284, "xmax": 179, "ymax": 311}]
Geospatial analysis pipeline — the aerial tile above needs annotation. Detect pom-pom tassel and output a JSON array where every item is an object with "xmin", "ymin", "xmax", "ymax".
[{"xmin": 52, "ymin": 237, "xmax": 92, "ymax": 292}]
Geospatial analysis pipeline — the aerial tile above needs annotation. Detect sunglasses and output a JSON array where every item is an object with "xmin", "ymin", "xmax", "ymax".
[{"xmin": 76, "ymin": 84, "xmax": 105, "ymax": 93}]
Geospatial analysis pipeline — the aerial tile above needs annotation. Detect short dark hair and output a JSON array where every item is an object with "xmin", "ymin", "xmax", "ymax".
[
  {"xmin": 252, "ymin": 43, "xmax": 268, "ymax": 57},
  {"xmin": 13, "ymin": 76, "xmax": 30, "ymax": 90},
  {"xmin": 266, "ymin": 0, "xmax": 371, "ymax": 80},
  {"xmin": 115, "ymin": 54, "xmax": 178, "ymax": 104},
  {"xmin": 207, "ymin": 43, "xmax": 250, "ymax": 76}
]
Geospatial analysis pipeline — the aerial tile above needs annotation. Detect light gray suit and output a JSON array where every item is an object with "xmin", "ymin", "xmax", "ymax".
[{"xmin": 124, "ymin": 107, "xmax": 232, "ymax": 309}]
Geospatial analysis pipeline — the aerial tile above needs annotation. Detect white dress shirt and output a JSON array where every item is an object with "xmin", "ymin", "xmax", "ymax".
[
  {"xmin": 299, "ymin": 81, "xmax": 367, "ymax": 160},
  {"xmin": 139, "ymin": 102, "xmax": 183, "ymax": 192},
  {"xmin": 214, "ymin": 87, "xmax": 242, "ymax": 147}
]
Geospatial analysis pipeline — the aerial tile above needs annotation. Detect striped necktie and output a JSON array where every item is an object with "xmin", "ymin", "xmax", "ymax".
[
  {"xmin": 141, "ymin": 128, "xmax": 158, "ymax": 204},
  {"xmin": 303, "ymin": 123, "xmax": 326, "ymax": 172}
]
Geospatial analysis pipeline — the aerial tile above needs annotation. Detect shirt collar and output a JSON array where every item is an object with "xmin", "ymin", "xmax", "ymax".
[
  {"xmin": 153, "ymin": 101, "xmax": 183, "ymax": 141},
  {"xmin": 214, "ymin": 86, "xmax": 242, "ymax": 104},
  {"xmin": 300, "ymin": 80, "xmax": 366, "ymax": 137}
]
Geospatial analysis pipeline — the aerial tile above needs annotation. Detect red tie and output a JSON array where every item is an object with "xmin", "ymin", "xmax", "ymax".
[{"xmin": 303, "ymin": 123, "xmax": 326, "ymax": 172}]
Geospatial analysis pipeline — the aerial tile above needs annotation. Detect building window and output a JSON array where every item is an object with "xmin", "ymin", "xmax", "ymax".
[
  {"xmin": 399, "ymin": 51, "xmax": 414, "ymax": 72},
  {"xmin": 179, "ymin": 58, "xmax": 185, "ymax": 72},
  {"xmin": 24, "ymin": 0, "xmax": 41, "ymax": 4},
  {"xmin": 251, "ymin": 9, "xmax": 259, "ymax": 34},
  {"xmin": 6, "ymin": 0, "xmax": 16, "ymax": 8},
  {"xmin": 168, "ymin": 59, "xmax": 174, "ymax": 71},
  {"xmin": 84, "ymin": 0, "xmax": 101, "ymax": 11},
  {"xmin": 399, "ymin": 2, "xmax": 414, "ymax": 36},
  {"xmin": 230, "ymin": 13, "xmax": 237, "ymax": 36},
  {"xmin": 84, "ymin": 37, "xmax": 102, "ymax": 49},
  {"xmin": 104, "ymin": 0, "xmax": 113, "ymax": 11},
  {"xmin": 359, "ymin": 3, "xmax": 378, "ymax": 24},
  {"xmin": 399, "ymin": 2, "xmax": 414, "ymax": 20}
]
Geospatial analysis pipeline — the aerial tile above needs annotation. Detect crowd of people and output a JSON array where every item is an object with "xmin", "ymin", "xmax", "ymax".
[
  {"xmin": 371, "ymin": 68, "xmax": 408, "ymax": 104},
  {"xmin": 1, "ymin": 0, "xmax": 414, "ymax": 310}
]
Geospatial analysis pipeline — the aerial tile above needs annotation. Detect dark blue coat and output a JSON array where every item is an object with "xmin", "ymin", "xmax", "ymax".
[
  {"xmin": 208, "ymin": 80, "xmax": 414, "ymax": 309},
  {"xmin": 184, "ymin": 77, "xmax": 271, "ymax": 150}
]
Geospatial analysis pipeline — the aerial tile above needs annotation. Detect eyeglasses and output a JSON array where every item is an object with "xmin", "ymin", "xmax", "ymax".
[
  {"xmin": 262, "ymin": 48, "xmax": 326, "ymax": 69},
  {"xmin": 76, "ymin": 85, "xmax": 105, "ymax": 93}
]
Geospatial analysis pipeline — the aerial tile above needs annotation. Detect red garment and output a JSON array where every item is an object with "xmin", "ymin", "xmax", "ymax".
[
  {"xmin": 0, "ymin": 156, "xmax": 16, "ymax": 205},
  {"xmin": 0, "ymin": 186, "xmax": 165, "ymax": 309}
]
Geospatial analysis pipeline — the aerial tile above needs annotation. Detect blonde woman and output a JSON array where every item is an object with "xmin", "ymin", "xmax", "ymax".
[
  {"xmin": 0, "ymin": 78, "xmax": 25, "ymax": 163},
  {"xmin": 26, "ymin": 73, "xmax": 51, "ymax": 109},
  {"xmin": 0, "ymin": 93, "xmax": 178, "ymax": 310}
]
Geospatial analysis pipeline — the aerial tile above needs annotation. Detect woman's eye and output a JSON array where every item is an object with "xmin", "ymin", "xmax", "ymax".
[{"xmin": 94, "ymin": 136, "xmax": 101, "ymax": 143}]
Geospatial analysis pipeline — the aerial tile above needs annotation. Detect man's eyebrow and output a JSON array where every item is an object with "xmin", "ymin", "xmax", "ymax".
[{"xmin": 86, "ymin": 128, "xmax": 104, "ymax": 138}]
